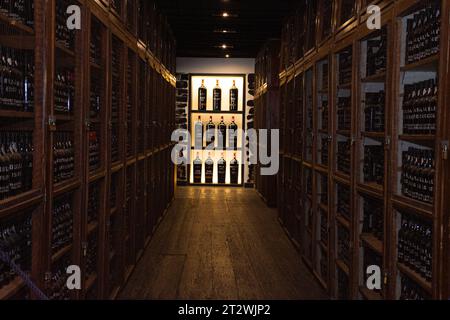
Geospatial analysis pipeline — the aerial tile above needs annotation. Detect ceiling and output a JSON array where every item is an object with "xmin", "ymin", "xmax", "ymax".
[{"xmin": 154, "ymin": 0, "xmax": 298, "ymax": 58}]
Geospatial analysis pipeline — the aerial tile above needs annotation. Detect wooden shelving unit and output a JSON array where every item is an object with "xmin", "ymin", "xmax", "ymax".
[
  {"xmin": 267, "ymin": 0, "xmax": 450, "ymax": 300},
  {"xmin": 0, "ymin": 0, "xmax": 176, "ymax": 300}
]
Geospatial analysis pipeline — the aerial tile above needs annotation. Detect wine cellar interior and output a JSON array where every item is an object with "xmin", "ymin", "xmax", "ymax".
[{"xmin": 1, "ymin": 0, "xmax": 450, "ymax": 303}]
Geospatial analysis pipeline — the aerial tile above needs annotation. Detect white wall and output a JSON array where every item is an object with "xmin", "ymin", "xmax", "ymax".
[{"xmin": 177, "ymin": 58, "xmax": 255, "ymax": 75}]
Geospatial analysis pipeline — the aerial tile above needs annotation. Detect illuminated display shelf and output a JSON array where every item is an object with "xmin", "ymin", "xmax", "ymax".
[{"xmin": 188, "ymin": 74, "xmax": 246, "ymax": 186}]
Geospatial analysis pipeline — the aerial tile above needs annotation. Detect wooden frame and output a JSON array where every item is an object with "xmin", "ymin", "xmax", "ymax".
[{"xmin": 275, "ymin": 0, "xmax": 450, "ymax": 300}]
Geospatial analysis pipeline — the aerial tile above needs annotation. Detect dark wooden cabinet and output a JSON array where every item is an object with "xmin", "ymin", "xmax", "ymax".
[
  {"xmin": 0, "ymin": 0, "xmax": 176, "ymax": 300},
  {"xmin": 271, "ymin": 0, "xmax": 450, "ymax": 300}
]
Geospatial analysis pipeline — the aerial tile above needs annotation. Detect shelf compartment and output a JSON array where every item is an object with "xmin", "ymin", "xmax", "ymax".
[
  {"xmin": 51, "ymin": 243, "xmax": 73, "ymax": 264},
  {"xmin": 0, "ymin": 276, "xmax": 25, "ymax": 300},
  {"xmin": 397, "ymin": 262, "xmax": 432, "ymax": 294},
  {"xmin": 85, "ymin": 273, "xmax": 97, "ymax": 291},
  {"xmin": 360, "ymin": 233, "xmax": 383, "ymax": 255},
  {"xmin": 336, "ymin": 259, "xmax": 350, "ymax": 276},
  {"xmin": 359, "ymin": 286, "xmax": 382, "ymax": 300}
]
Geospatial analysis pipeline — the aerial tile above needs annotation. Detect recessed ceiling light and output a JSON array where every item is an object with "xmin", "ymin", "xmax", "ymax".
[
  {"xmin": 222, "ymin": 12, "xmax": 229, "ymax": 17},
  {"xmin": 222, "ymin": 44, "xmax": 228, "ymax": 49},
  {"xmin": 225, "ymin": 54, "xmax": 230, "ymax": 58},
  {"xmin": 223, "ymin": 30, "xmax": 228, "ymax": 33}
]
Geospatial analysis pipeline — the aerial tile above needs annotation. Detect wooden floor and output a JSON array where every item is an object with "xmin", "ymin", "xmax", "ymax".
[{"xmin": 119, "ymin": 187, "xmax": 328, "ymax": 300}]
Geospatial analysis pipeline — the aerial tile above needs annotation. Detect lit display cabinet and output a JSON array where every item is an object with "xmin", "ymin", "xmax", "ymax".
[{"xmin": 188, "ymin": 74, "xmax": 246, "ymax": 186}]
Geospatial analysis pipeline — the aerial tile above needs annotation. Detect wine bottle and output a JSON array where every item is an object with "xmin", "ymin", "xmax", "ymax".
[
  {"xmin": 218, "ymin": 116, "xmax": 227, "ymax": 150},
  {"xmin": 194, "ymin": 116, "xmax": 203, "ymax": 150},
  {"xmin": 205, "ymin": 116, "xmax": 216, "ymax": 147},
  {"xmin": 230, "ymin": 153, "xmax": 239, "ymax": 184},
  {"xmin": 205, "ymin": 153, "xmax": 214, "ymax": 183},
  {"xmin": 228, "ymin": 116, "xmax": 238, "ymax": 150},
  {"xmin": 198, "ymin": 79, "xmax": 207, "ymax": 111},
  {"xmin": 213, "ymin": 80, "xmax": 221, "ymax": 111},
  {"xmin": 230, "ymin": 80, "xmax": 238, "ymax": 111},
  {"xmin": 193, "ymin": 153, "xmax": 202, "ymax": 183},
  {"xmin": 217, "ymin": 154, "xmax": 226, "ymax": 184}
]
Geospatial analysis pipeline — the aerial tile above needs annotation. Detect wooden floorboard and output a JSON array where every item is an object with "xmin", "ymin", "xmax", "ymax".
[{"xmin": 119, "ymin": 187, "xmax": 328, "ymax": 300}]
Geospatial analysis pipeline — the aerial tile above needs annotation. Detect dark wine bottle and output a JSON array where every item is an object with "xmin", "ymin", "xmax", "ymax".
[
  {"xmin": 213, "ymin": 80, "xmax": 221, "ymax": 111},
  {"xmin": 198, "ymin": 79, "xmax": 207, "ymax": 111}
]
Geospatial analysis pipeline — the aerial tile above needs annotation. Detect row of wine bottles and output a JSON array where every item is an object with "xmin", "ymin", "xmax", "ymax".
[
  {"xmin": 52, "ymin": 195, "xmax": 73, "ymax": 254},
  {"xmin": 405, "ymin": 3, "xmax": 440, "ymax": 65},
  {"xmin": 89, "ymin": 131, "xmax": 100, "ymax": 171},
  {"xmin": 88, "ymin": 184, "xmax": 99, "ymax": 224},
  {"xmin": 54, "ymin": 69, "xmax": 75, "ymax": 114},
  {"xmin": 194, "ymin": 116, "xmax": 239, "ymax": 149},
  {"xmin": 398, "ymin": 213, "xmax": 432, "ymax": 281},
  {"xmin": 198, "ymin": 80, "xmax": 239, "ymax": 111},
  {"xmin": 337, "ymin": 226, "xmax": 350, "ymax": 266},
  {"xmin": 338, "ymin": 48, "xmax": 352, "ymax": 85},
  {"xmin": 364, "ymin": 91, "xmax": 385, "ymax": 133},
  {"xmin": 337, "ymin": 140, "xmax": 351, "ymax": 175},
  {"xmin": 86, "ymin": 235, "xmax": 98, "ymax": 278},
  {"xmin": 0, "ymin": 0, "xmax": 34, "ymax": 27},
  {"xmin": 49, "ymin": 255, "xmax": 71, "ymax": 300},
  {"xmin": 337, "ymin": 184, "xmax": 350, "ymax": 219},
  {"xmin": 0, "ymin": 46, "xmax": 34, "ymax": 112},
  {"xmin": 400, "ymin": 276, "xmax": 430, "ymax": 300},
  {"xmin": 364, "ymin": 145, "xmax": 384, "ymax": 185},
  {"xmin": 0, "ymin": 131, "xmax": 33, "ymax": 201},
  {"xmin": 363, "ymin": 198, "xmax": 383, "ymax": 241},
  {"xmin": 366, "ymin": 32, "xmax": 387, "ymax": 77},
  {"xmin": 56, "ymin": 0, "xmax": 75, "ymax": 50},
  {"xmin": 401, "ymin": 147, "xmax": 435, "ymax": 204},
  {"xmin": 193, "ymin": 153, "xmax": 239, "ymax": 184},
  {"xmin": 0, "ymin": 212, "xmax": 32, "ymax": 289},
  {"xmin": 337, "ymin": 97, "xmax": 351, "ymax": 131},
  {"xmin": 53, "ymin": 132, "xmax": 75, "ymax": 184},
  {"xmin": 402, "ymin": 78, "xmax": 437, "ymax": 135}
]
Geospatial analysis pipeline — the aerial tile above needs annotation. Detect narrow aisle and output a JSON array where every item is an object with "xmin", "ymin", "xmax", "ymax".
[{"xmin": 119, "ymin": 187, "xmax": 327, "ymax": 300}]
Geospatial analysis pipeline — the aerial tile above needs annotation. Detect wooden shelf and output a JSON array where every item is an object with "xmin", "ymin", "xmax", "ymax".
[
  {"xmin": 0, "ymin": 190, "xmax": 42, "ymax": 218},
  {"xmin": 398, "ymin": 134, "xmax": 436, "ymax": 146},
  {"xmin": 400, "ymin": 54, "xmax": 439, "ymax": 72},
  {"xmin": 53, "ymin": 179, "xmax": 80, "ymax": 196},
  {"xmin": 359, "ymin": 286, "xmax": 383, "ymax": 300},
  {"xmin": 361, "ymin": 131, "xmax": 385, "ymax": 139},
  {"xmin": 336, "ymin": 214, "xmax": 351, "ymax": 230},
  {"xmin": 391, "ymin": 194, "xmax": 433, "ymax": 219},
  {"xmin": 52, "ymin": 243, "xmax": 73, "ymax": 263},
  {"xmin": 336, "ymin": 259, "xmax": 350, "ymax": 276},
  {"xmin": 85, "ymin": 273, "xmax": 98, "ymax": 290},
  {"xmin": 360, "ymin": 233, "xmax": 383, "ymax": 255},
  {"xmin": 54, "ymin": 113, "xmax": 74, "ymax": 122},
  {"xmin": 87, "ymin": 221, "xmax": 99, "ymax": 236},
  {"xmin": 0, "ymin": 12, "xmax": 34, "ymax": 35},
  {"xmin": 397, "ymin": 262, "xmax": 432, "ymax": 293},
  {"xmin": 55, "ymin": 41, "xmax": 75, "ymax": 58},
  {"xmin": 0, "ymin": 276, "xmax": 25, "ymax": 300},
  {"xmin": 361, "ymin": 71, "xmax": 386, "ymax": 83},
  {"xmin": 357, "ymin": 182, "xmax": 383, "ymax": 198},
  {"xmin": 191, "ymin": 110, "xmax": 243, "ymax": 115},
  {"xmin": 0, "ymin": 110, "xmax": 34, "ymax": 119}
]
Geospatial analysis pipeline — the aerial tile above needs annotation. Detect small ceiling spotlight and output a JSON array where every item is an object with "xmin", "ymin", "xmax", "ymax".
[
  {"xmin": 213, "ymin": 29, "xmax": 237, "ymax": 34},
  {"xmin": 222, "ymin": 12, "xmax": 229, "ymax": 17},
  {"xmin": 222, "ymin": 44, "xmax": 228, "ymax": 49},
  {"xmin": 225, "ymin": 54, "xmax": 230, "ymax": 58}
]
